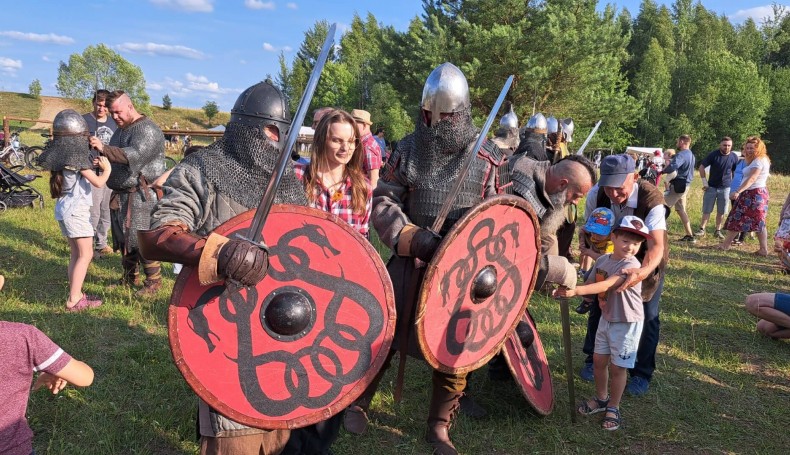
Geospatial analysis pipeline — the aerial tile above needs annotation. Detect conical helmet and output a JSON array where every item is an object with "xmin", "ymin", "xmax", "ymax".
[
  {"xmin": 500, "ymin": 103, "xmax": 518, "ymax": 129},
  {"xmin": 421, "ymin": 62, "xmax": 470, "ymax": 116},
  {"xmin": 561, "ymin": 118, "xmax": 575, "ymax": 142},
  {"xmin": 526, "ymin": 113, "xmax": 547, "ymax": 134},
  {"xmin": 546, "ymin": 116, "xmax": 559, "ymax": 134}
]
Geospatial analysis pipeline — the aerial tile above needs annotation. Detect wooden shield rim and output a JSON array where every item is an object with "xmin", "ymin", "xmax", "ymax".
[
  {"xmin": 503, "ymin": 311, "xmax": 554, "ymax": 416},
  {"xmin": 416, "ymin": 194, "xmax": 541, "ymax": 374},
  {"xmin": 168, "ymin": 204, "xmax": 397, "ymax": 430}
]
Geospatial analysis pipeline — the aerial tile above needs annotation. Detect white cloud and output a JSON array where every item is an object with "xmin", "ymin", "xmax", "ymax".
[
  {"xmin": 115, "ymin": 42, "xmax": 206, "ymax": 59},
  {"xmin": 240, "ymin": 59, "xmax": 247, "ymax": 64},
  {"xmin": 244, "ymin": 0, "xmax": 275, "ymax": 10},
  {"xmin": 185, "ymin": 73, "xmax": 235, "ymax": 94},
  {"xmin": 0, "ymin": 57, "xmax": 22, "ymax": 75},
  {"xmin": 262, "ymin": 42, "xmax": 292, "ymax": 53},
  {"xmin": 729, "ymin": 5, "xmax": 775, "ymax": 24},
  {"xmin": 286, "ymin": 2, "xmax": 297, "ymax": 9},
  {"xmin": 0, "ymin": 31, "xmax": 74, "ymax": 45},
  {"xmin": 149, "ymin": 0, "xmax": 213, "ymax": 13},
  {"xmin": 42, "ymin": 55, "xmax": 52, "ymax": 62}
]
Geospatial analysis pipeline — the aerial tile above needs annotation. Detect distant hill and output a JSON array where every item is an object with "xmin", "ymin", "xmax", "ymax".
[{"xmin": 0, "ymin": 91, "xmax": 229, "ymax": 147}]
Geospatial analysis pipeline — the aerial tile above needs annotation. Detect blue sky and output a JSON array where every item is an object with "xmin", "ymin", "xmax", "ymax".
[{"xmin": 0, "ymin": 1, "xmax": 783, "ymax": 111}]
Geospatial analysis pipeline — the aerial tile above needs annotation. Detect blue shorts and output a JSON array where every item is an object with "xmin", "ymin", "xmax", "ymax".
[
  {"xmin": 594, "ymin": 318, "xmax": 644, "ymax": 369},
  {"xmin": 702, "ymin": 186, "xmax": 730, "ymax": 215},
  {"xmin": 774, "ymin": 293, "xmax": 790, "ymax": 317}
]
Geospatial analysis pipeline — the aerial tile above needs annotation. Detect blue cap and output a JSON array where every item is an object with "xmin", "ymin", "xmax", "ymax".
[
  {"xmin": 583, "ymin": 207, "xmax": 615, "ymax": 236},
  {"xmin": 599, "ymin": 154, "xmax": 635, "ymax": 188}
]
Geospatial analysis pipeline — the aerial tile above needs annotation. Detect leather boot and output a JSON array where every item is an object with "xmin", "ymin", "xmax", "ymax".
[
  {"xmin": 343, "ymin": 350, "xmax": 394, "ymax": 435},
  {"xmin": 136, "ymin": 279, "xmax": 162, "ymax": 297},
  {"xmin": 425, "ymin": 385, "xmax": 462, "ymax": 455}
]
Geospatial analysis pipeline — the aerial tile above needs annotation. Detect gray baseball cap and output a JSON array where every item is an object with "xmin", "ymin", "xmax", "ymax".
[{"xmin": 599, "ymin": 154, "xmax": 635, "ymax": 188}]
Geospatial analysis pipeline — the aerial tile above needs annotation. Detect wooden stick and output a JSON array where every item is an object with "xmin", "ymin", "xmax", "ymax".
[{"xmin": 559, "ymin": 297, "xmax": 577, "ymax": 423}]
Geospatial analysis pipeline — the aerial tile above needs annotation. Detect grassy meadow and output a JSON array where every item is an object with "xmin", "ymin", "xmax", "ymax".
[{"xmin": 0, "ymin": 168, "xmax": 787, "ymax": 454}]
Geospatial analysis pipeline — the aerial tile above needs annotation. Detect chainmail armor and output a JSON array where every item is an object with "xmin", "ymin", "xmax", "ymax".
[
  {"xmin": 105, "ymin": 116, "xmax": 165, "ymax": 250},
  {"xmin": 38, "ymin": 135, "xmax": 93, "ymax": 171},
  {"xmin": 106, "ymin": 116, "xmax": 166, "ymax": 191},
  {"xmin": 181, "ymin": 122, "xmax": 307, "ymax": 209},
  {"xmin": 398, "ymin": 128, "xmax": 503, "ymax": 234}
]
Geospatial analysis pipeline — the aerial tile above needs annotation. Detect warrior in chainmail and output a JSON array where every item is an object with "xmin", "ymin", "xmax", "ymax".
[
  {"xmin": 491, "ymin": 102, "xmax": 519, "ymax": 156},
  {"xmin": 514, "ymin": 112, "xmax": 549, "ymax": 161},
  {"xmin": 342, "ymin": 62, "xmax": 510, "ymax": 455},
  {"xmin": 137, "ymin": 80, "xmax": 306, "ymax": 455},
  {"xmin": 88, "ymin": 90, "xmax": 166, "ymax": 296}
]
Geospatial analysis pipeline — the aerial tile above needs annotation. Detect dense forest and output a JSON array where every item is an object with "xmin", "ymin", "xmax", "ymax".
[{"xmin": 275, "ymin": 0, "xmax": 790, "ymax": 171}]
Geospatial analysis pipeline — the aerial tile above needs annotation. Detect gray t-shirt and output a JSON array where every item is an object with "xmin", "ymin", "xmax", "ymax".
[{"xmin": 590, "ymin": 254, "xmax": 644, "ymax": 323}]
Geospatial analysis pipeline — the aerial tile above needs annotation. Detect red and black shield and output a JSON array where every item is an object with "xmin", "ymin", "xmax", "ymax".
[
  {"xmin": 168, "ymin": 206, "xmax": 396, "ymax": 430},
  {"xmin": 416, "ymin": 195, "xmax": 540, "ymax": 374},
  {"xmin": 503, "ymin": 311, "xmax": 554, "ymax": 415}
]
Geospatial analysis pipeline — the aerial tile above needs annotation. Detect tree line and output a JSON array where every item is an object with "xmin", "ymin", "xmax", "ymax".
[{"xmin": 275, "ymin": 0, "xmax": 790, "ymax": 171}]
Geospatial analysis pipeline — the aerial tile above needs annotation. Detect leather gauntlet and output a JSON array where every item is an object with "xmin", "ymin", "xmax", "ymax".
[{"xmin": 137, "ymin": 223, "xmax": 205, "ymax": 265}]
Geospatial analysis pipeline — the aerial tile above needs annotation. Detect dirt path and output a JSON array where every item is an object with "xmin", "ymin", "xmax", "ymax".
[{"xmin": 33, "ymin": 96, "xmax": 77, "ymax": 128}]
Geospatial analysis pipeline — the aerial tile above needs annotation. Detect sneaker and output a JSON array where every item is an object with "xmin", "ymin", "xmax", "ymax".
[
  {"xmin": 575, "ymin": 299, "xmax": 594, "ymax": 314},
  {"xmin": 579, "ymin": 362, "xmax": 594, "ymax": 382},
  {"xmin": 678, "ymin": 235, "xmax": 697, "ymax": 243},
  {"xmin": 714, "ymin": 230, "xmax": 725, "ymax": 240},
  {"xmin": 694, "ymin": 228, "xmax": 706, "ymax": 237},
  {"xmin": 66, "ymin": 294, "xmax": 102, "ymax": 312},
  {"xmin": 625, "ymin": 376, "xmax": 650, "ymax": 396}
]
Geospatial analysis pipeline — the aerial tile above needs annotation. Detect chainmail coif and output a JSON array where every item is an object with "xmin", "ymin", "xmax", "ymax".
[
  {"xmin": 408, "ymin": 106, "xmax": 479, "ymax": 189},
  {"xmin": 182, "ymin": 122, "xmax": 307, "ymax": 209},
  {"xmin": 38, "ymin": 136, "xmax": 93, "ymax": 171}
]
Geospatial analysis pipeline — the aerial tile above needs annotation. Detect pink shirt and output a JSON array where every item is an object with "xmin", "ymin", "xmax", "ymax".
[{"xmin": 0, "ymin": 322, "xmax": 72, "ymax": 455}]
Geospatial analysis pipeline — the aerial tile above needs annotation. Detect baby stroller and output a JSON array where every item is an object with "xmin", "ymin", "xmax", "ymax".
[{"xmin": 0, "ymin": 162, "xmax": 44, "ymax": 212}]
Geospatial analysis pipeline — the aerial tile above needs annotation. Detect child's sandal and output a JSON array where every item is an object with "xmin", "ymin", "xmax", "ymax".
[
  {"xmin": 602, "ymin": 406, "xmax": 621, "ymax": 431},
  {"xmin": 577, "ymin": 395, "xmax": 609, "ymax": 416}
]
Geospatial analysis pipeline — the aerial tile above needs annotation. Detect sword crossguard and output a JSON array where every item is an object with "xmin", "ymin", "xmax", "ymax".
[{"xmin": 232, "ymin": 232, "xmax": 271, "ymax": 255}]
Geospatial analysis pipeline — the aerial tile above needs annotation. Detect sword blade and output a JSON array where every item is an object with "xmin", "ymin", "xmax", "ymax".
[
  {"xmin": 429, "ymin": 75, "xmax": 514, "ymax": 234},
  {"xmin": 246, "ymin": 23, "xmax": 337, "ymax": 244},
  {"xmin": 575, "ymin": 120, "xmax": 602, "ymax": 156}
]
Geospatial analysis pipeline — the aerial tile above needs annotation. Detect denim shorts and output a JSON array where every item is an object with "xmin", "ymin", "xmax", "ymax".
[
  {"xmin": 58, "ymin": 209, "xmax": 94, "ymax": 239},
  {"xmin": 594, "ymin": 318, "xmax": 644, "ymax": 369},
  {"xmin": 702, "ymin": 186, "xmax": 730, "ymax": 215},
  {"xmin": 774, "ymin": 293, "xmax": 790, "ymax": 317}
]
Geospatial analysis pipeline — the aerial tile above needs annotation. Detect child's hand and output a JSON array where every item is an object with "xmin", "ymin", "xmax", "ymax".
[
  {"xmin": 33, "ymin": 372, "xmax": 68, "ymax": 394},
  {"xmin": 95, "ymin": 156, "xmax": 111, "ymax": 172},
  {"xmin": 553, "ymin": 286, "xmax": 576, "ymax": 298}
]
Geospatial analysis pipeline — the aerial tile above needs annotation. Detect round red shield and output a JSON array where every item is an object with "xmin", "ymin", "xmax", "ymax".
[
  {"xmin": 168, "ymin": 205, "xmax": 396, "ymax": 430},
  {"xmin": 416, "ymin": 195, "xmax": 540, "ymax": 374},
  {"xmin": 503, "ymin": 311, "xmax": 554, "ymax": 415}
]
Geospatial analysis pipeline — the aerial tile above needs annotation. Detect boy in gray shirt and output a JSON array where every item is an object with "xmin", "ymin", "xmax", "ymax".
[{"xmin": 555, "ymin": 215, "xmax": 651, "ymax": 431}]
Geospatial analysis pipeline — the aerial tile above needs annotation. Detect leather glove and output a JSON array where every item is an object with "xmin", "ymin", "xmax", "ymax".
[
  {"xmin": 409, "ymin": 229, "xmax": 442, "ymax": 263},
  {"xmin": 216, "ymin": 239, "xmax": 269, "ymax": 286}
]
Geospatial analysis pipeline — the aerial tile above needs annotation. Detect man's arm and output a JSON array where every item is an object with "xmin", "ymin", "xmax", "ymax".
[
  {"xmin": 617, "ymin": 228, "xmax": 665, "ymax": 292},
  {"xmin": 368, "ymin": 168, "xmax": 379, "ymax": 192},
  {"xmin": 698, "ymin": 164, "xmax": 708, "ymax": 189}
]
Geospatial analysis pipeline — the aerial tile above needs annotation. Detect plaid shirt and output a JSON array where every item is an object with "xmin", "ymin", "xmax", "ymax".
[
  {"xmin": 294, "ymin": 163, "xmax": 371, "ymax": 236},
  {"xmin": 360, "ymin": 133, "xmax": 383, "ymax": 173}
]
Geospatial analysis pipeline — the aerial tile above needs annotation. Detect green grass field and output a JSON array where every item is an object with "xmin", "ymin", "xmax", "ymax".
[{"xmin": 0, "ymin": 172, "xmax": 788, "ymax": 454}]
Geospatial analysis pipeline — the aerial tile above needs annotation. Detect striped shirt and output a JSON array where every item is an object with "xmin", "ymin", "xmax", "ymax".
[
  {"xmin": 294, "ymin": 163, "xmax": 372, "ymax": 236},
  {"xmin": 360, "ymin": 132, "xmax": 383, "ymax": 173}
]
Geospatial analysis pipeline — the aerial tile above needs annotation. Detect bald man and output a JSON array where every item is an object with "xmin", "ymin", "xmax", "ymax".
[
  {"xmin": 509, "ymin": 154, "xmax": 597, "ymax": 255},
  {"xmin": 89, "ymin": 90, "xmax": 166, "ymax": 296}
]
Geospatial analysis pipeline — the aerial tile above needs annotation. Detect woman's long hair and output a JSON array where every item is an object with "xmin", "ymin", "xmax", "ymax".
[
  {"xmin": 49, "ymin": 170, "xmax": 63, "ymax": 199},
  {"xmin": 744, "ymin": 136, "xmax": 769, "ymax": 165},
  {"xmin": 306, "ymin": 109, "xmax": 369, "ymax": 214}
]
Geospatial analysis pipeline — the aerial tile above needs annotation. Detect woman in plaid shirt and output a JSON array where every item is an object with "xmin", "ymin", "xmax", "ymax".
[{"xmin": 295, "ymin": 109, "xmax": 372, "ymax": 237}]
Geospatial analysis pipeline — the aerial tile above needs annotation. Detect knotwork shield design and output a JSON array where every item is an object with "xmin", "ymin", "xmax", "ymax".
[
  {"xmin": 503, "ymin": 311, "xmax": 554, "ymax": 415},
  {"xmin": 168, "ymin": 206, "xmax": 396, "ymax": 430},
  {"xmin": 416, "ymin": 195, "xmax": 540, "ymax": 374}
]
